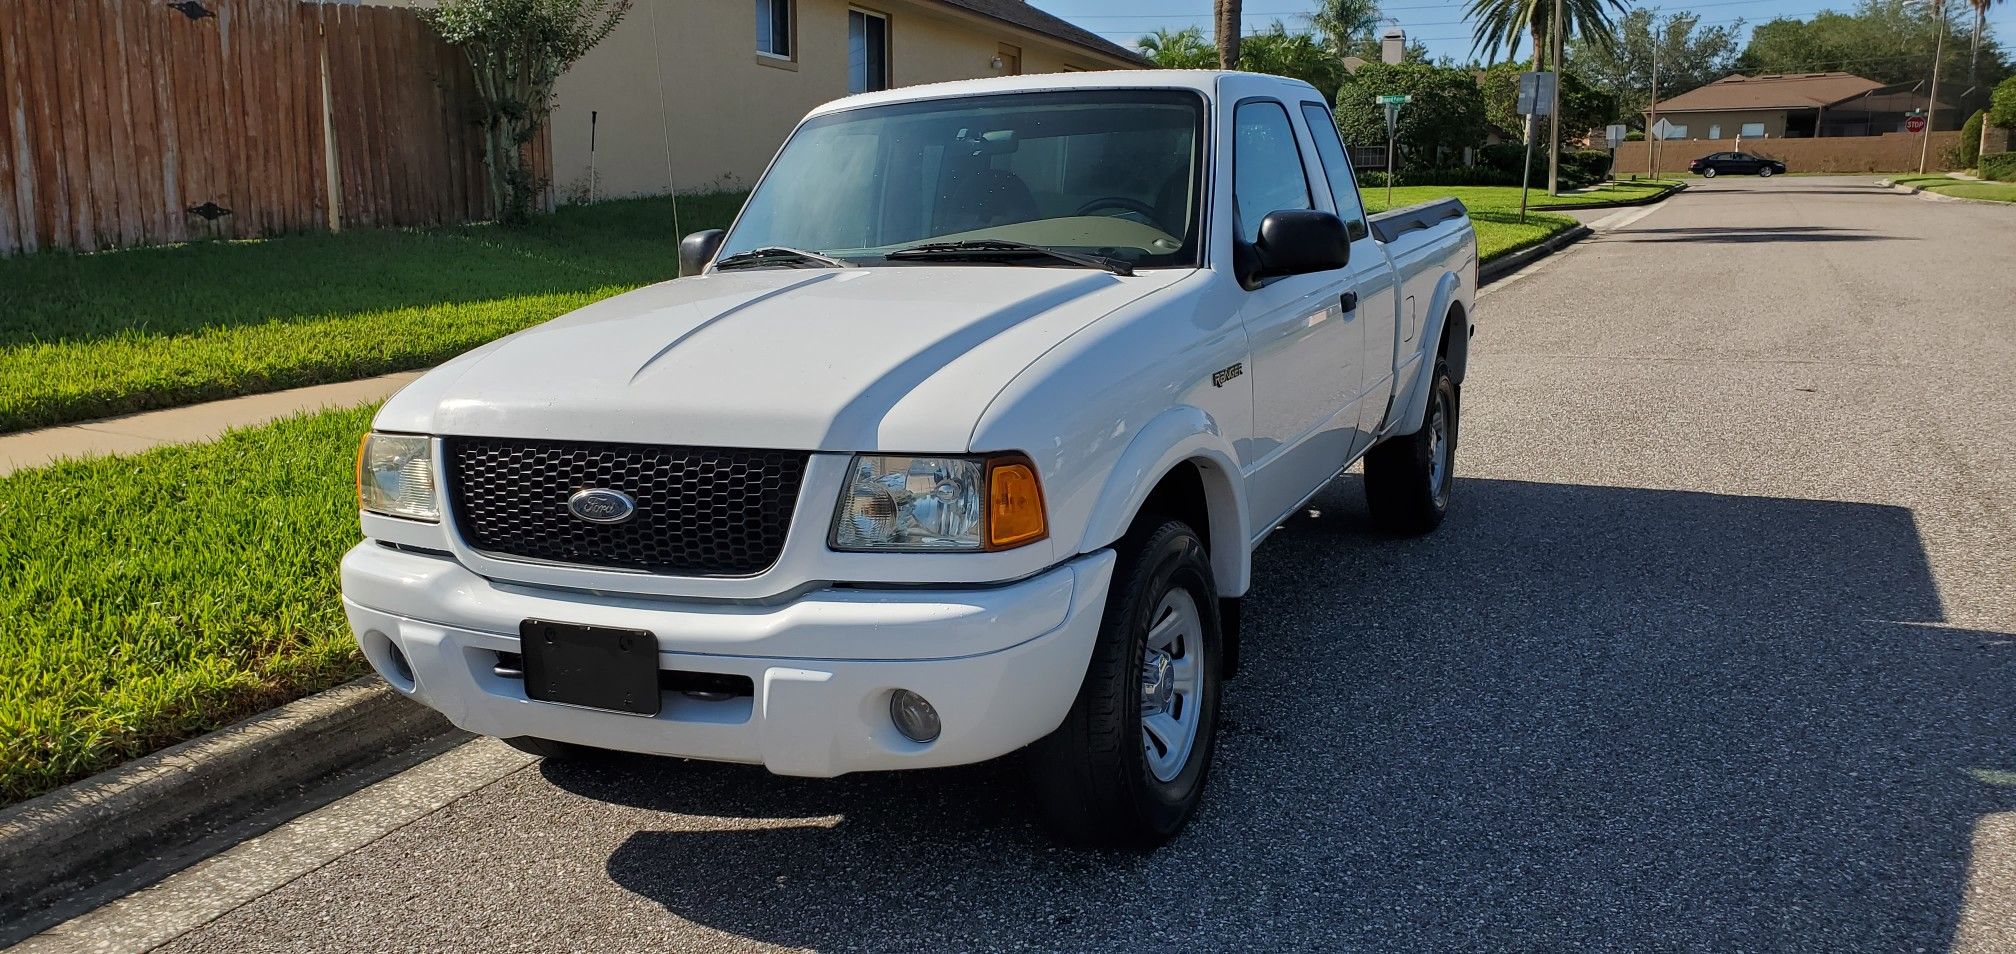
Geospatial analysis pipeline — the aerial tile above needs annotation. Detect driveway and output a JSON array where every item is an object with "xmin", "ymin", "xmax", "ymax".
[{"xmin": 36, "ymin": 177, "xmax": 2016, "ymax": 953}]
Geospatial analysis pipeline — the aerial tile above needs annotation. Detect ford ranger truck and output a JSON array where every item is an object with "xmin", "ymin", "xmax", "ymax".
[{"xmin": 344, "ymin": 71, "xmax": 1477, "ymax": 850}]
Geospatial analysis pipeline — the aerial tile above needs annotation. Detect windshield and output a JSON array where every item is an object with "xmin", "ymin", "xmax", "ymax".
[{"xmin": 717, "ymin": 90, "xmax": 1207, "ymax": 269}]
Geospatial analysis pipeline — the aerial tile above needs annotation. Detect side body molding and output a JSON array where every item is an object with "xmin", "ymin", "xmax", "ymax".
[{"xmin": 1074, "ymin": 405, "xmax": 1253, "ymax": 597}]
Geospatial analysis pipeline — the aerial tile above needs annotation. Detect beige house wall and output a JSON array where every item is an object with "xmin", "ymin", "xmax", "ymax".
[
  {"xmin": 1616, "ymin": 131, "xmax": 1968, "ymax": 174},
  {"xmin": 1649, "ymin": 110, "xmax": 1791, "ymax": 141},
  {"xmin": 387, "ymin": 0, "xmax": 1134, "ymax": 202}
]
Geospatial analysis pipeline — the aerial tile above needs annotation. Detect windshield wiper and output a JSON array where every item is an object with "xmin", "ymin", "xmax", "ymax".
[
  {"xmin": 885, "ymin": 240, "xmax": 1134, "ymax": 276},
  {"xmin": 713, "ymin": 246, "xmax": 855, "ymax": 270}
]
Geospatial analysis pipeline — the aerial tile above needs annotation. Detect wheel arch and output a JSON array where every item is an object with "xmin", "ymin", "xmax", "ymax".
[
  {"xmin": 1074, "ymin": 407, "xmax": 1251, "ymax": 598},
  {"xmin": 1389, "ymin": 274, "xmax": 1470, "ymax": 437}
]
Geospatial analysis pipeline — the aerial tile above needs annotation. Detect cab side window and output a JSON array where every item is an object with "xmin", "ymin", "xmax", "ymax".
[
  {"xmin": 1233, "ymin": 100, "xmax": 1312, "ymax": 244},
  {"xmin": 1299, "ymin": 103, "xmax": 1368, "ymax": 239}
]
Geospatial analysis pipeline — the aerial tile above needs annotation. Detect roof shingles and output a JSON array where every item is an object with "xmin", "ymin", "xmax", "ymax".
[{"xmin": 1652, "ymin": 72, "xmax": 1885, "ymax": 113}]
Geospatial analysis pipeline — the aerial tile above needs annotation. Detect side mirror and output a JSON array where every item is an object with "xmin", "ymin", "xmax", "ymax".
[
  {"xmin": 679, "ymin": 229, "xmax": 726, "ymax": 276},
  {"xmin": 1248, "ymin": 210, "xmax": 1350, "ymax": 285}
]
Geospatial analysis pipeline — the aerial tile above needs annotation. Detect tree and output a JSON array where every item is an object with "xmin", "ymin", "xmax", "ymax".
[
  {"xmin": 1967, "ymin": 0, "xmax": 2007, "ymax": 81},
  {"xmin": 1138, "ymin": 26, "xmax": 1218, "ymax": 69},
  {"xmin": 1737, "ymin": 0, "xmax": 2010, "ymax": 87},
  {"xmin": 1334, "ymin": 62, "xmax": 1489, "ymax": 166},
  {"xmin": 1567, "ymin": 8, "xmax": 1744, "ymax": 126},
  {"xmin": 423, "ymin": 0, "xmax": 631, "ymax": 225},
  {"xmin": 1240, "ymin": 23, "xmax": 1348, "ymax": 102},
  {"xmin": 1478, "ymin": 62, "xmax": 1619, "ymax": 138},
  {"xmin": 1310, "ymin": 0, "xmax": 1381, "ymax": 60},
  {"xmin": 1217, "ymin": 0, "xmax": 1243, "ymax": 68},
  {"xmin": 1464, "ymin": 0, "xmax": 1626, "ymax": 67},
  {"xmin": 1993, "ymin": 74, "xmax": 2016, "ymax": 127}
]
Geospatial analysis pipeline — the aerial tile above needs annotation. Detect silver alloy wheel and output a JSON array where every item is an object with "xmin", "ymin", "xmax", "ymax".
[
  {"xmin": 1428, "ymin": 387, "xmax": 1451, "ymax": 508},
  {"xmin": 1140, "ymin": 588, "xmax": 1204, "ymax": 783}
]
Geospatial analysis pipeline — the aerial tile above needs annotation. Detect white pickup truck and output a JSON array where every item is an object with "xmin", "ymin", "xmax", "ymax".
[{"xmin": 344, "ymin": 71, "xmax": 1476, "ymax": 849}]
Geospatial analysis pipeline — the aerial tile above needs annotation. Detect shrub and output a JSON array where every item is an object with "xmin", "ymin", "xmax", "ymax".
[
  {"xmin": 1334, "ymin": 63, "xmax": 1488, "ymax": 169},
  {"xmin": 1559, "ymin": 149, "xmax": 1614, "ymax": 188},
  {"xmin": 1360, "ymin": 167, "xmax": 1524, "ymax": 188},
  {"xmin": 1981, "ymin": 152, "xmax": 2016, "ymax": 183},
  {"xmin": 1959, "ymin": 111, "xmax": 1985, "ymax": 168},
  {"xmin": 1992, "ymin": 76, "xmax": 2016, "ymax": 130}
]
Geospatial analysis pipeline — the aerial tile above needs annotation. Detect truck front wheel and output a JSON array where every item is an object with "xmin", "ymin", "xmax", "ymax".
[
  {"xmin": 1026, "ymin": 519, "xmax": 1223, "ymax": 850},
  {"xmin": 1364, "ymin": 357, "xmax": 1457, "ymax": 535}
]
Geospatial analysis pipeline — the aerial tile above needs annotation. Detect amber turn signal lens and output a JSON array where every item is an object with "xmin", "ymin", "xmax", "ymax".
[{"xmin": 985, "ymin": 458, "xmax": 1047, "ymax": 550}]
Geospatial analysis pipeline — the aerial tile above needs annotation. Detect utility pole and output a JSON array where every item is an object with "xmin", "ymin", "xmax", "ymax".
[
  {"xmin": 1546, "ymin": 0, "xmax": 1564, "ymax": 194},
  {"xmin": 1646, "ymin": 22, "xmax": 1661, "ymax": 180},
  {"xmin": 1918, "ymin": 0, "xmax": 1947, "ymax": 174}
]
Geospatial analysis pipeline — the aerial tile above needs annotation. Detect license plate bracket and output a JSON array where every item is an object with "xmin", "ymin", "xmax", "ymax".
[{"xmin": 519, "ymin": 619, "xmax": 660, "ymax": 716}]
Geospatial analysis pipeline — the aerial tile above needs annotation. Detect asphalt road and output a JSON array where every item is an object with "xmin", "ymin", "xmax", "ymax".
[{"xmin": 41, "ymin": 177, "xmax": 2016, "ymax": 953}]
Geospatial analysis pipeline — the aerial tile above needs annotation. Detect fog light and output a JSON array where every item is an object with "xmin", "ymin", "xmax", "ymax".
[
  {"xmin": 386, "ymin": 642, "xmax": 415, "ymax": 685},
  {"xmin": 889, "ymin": 689, "xmax": 941, "ymax": 743}
]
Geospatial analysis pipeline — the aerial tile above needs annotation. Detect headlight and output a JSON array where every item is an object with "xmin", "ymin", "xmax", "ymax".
[
  {"xmin": 355, "ymin": 432, "xmax": 439, "ymax": 522},
  {"xmin": 832, "ymin": 453, "xmax": 1047, "ymax": 552}
]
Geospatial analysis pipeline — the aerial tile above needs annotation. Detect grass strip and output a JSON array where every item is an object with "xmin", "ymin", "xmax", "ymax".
[
  {"xmin": 0, "ymin": 404, "xmax": 377, "ymax": 805},
  {"xmin": 0, "ymin": 193, "xmax": 746, "ymax": 434},
  {"xmin": 1890, "ymin": 175, "xmax": 2016, "ymax": 204},
  {"xmin": 1366, "ymin": 187, "xmax": 1582, "ymax": 262}
]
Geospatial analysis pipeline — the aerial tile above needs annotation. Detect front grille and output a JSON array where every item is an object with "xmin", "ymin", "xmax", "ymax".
[{"xmin": 443, "ymin": 437, "xmax": 809, "ymax": 576}]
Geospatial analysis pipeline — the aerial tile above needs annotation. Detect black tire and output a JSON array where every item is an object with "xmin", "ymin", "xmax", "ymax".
[
  {"xmin": 1702, "ymin": 167, "xmax": 1718, "ymax": 178},
  {"xmin": 1363, "ymin": 357, "xmax": 1457, "ymax": 536},
  {"xmin": 1025, "ymin": 519, "xmax": 1222, "ymax": 851},
  {"xmin": 503, "ymin": 736, "xmax": 603, "ymax": 760}
]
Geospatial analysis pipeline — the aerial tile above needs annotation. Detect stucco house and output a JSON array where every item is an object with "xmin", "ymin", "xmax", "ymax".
[
  {"xmin": 1647, "ymin": 72, "xmax": 1964, "ymax": 141},
  {"xmin": 388, "ymin": 0, "xmax": 1147, "ymax": 201}
]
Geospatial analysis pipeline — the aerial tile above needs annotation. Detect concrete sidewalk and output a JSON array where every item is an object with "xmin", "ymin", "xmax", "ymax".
[{"xmin": 0, "ymin": 371, "xmax": 423, "ymax": 477}]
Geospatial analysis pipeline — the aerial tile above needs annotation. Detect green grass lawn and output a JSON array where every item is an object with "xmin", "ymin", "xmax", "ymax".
[
  {"xmin": 1365, "ymin": 185, "xmax": 1600, "ymax": 263},
  {"xmin": 1890, "ymin": 175, "xmax": 2016, "ymax": 203},
  {"xmin": 0, "ymin": 404, "xmax": 376, "ymax": 805},
  {"xmin": 0, "ymin": 193, "xmax": 746, "ymax": 435}
]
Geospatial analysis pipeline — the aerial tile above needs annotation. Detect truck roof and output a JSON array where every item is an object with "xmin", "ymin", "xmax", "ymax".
[{"xmin": 806, "ymin": 70, "xmax": 1321, "ymax": 117}]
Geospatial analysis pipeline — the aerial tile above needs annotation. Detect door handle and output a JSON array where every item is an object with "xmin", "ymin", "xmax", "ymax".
[{"xmin": 1339, "ymin": 292, "xmax": 1358, "ymax": 313}]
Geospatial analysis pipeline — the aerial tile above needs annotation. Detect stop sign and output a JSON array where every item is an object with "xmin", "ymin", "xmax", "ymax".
[{"xmin": 1906, "ymin": 115, "xmax": 1927, "ymax": 133}]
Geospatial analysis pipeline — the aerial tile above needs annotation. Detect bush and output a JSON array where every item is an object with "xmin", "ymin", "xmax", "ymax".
[
  {"xmin": 1559, "ymin": 149, "xmax": 1614, "ymax": 188},
  {"xmin": 1334, "ymin": 63, "xmax": 1488, "ymax": 169},
  {"xmin": 1992, "ymin": 76, "xmax": 2016, "ymax": 129},
  {"xmin": 1982, "ymin": 152, "xmax": 2016, "ymax": 183},
  {"xmin": 1360, "ymin": 167, "xmax": 1524, "ymax": 188},
  {"xmin": 1959, "ymin": 111, "xmax": 1985, "ymax": 168}
]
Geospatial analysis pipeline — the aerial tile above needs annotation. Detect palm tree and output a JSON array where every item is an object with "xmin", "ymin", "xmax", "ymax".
[
  {"xmin": 1968, "ymin": 0, "xmax": 2004, "ymax": 81},
  {"xmin": 1310, "ymin": 0, "xmax": 1381, "ymax": 60},
  {"xmin": 1216, "ymin": 0, "xmax": 1243, "ymax": 69},
  {"xmin": 1464, "ymin": 0, "xmax": 1622, "ymax": 69},
  {"xmin": 1138, "ymin": 26, "xmax": 1218, "ymax": 69}
]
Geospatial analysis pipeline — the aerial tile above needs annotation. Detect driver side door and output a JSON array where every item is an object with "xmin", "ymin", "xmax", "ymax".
[{"xmin": 1232, "ymin": 98, "xmax": 1364, "ymax": 527}]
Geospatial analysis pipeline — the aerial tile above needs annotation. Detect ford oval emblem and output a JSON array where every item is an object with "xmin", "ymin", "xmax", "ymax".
[{"xmin": 567, "ymin": 488, "xmax": 637, "ymax": 524}]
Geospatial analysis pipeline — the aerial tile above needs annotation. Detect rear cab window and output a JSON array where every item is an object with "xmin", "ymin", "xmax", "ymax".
[{"xmin": 1298, "ymin": 102, "xmax": 1369, "ymax": 240}]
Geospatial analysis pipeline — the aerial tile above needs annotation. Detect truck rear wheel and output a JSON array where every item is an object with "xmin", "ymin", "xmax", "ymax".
[
  {"xmin": 1025, "ymin": 518, "xmax": 1222, "ymax": 850},
  {"xmin": 1364, "ymin": 357, "xmax": 1457, "ymax": 535}
]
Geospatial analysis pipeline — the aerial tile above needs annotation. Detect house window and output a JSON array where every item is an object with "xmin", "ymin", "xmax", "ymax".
[
  {"xmin": 1740, "ymin": 122, "xmax": 1766, "ymax": 138},
  {"xmin": 757, "ymin": 0, "xmax": 792, "ymax": 59},
  {"xmin": 1666, "ymin": 124, "xmax": 1687, "ymax": 139},
  {"xmin": 1708, "ymin": 124, "xmax": 1721, "ymax": 139},
  {"xmin": 848, "ymin": 10, "xmax": 889, "ymax": 94}
]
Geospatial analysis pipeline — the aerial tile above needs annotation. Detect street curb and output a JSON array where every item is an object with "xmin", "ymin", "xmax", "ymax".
[
  {"xmin": 1537, "ymin": 180, "xmax": 1687, "ymax": 211},
  {"xmin": 1878, "ymin": 179, "xmax": 2014, "ymax": 207},
  {"xmin": 0, "ymin": 675, "xmax": 455, "ymax": 917},
  {"xmin": 1479, "ymin": 224, "xmax": 1593, "ymax": 286}
]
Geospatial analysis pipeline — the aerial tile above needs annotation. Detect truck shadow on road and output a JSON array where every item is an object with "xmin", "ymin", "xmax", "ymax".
[
  {"xmin": 1606, "ymin": 226, "xmax": 1904, "ymax": 244},
  {"xmin": 551, "ymin": 477, "xmax": 2014, "ymax": 951}
]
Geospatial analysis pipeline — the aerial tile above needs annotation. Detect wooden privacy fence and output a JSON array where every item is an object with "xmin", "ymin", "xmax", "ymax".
[{"xmin": 0, "ymin": 0, "xmax": 552, "ymax": 255}]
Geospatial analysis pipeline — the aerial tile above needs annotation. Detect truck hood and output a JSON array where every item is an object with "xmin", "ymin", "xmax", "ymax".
[{"xmin": 376, "ymin": 265, "xmax": 1189, "ymax": 451}]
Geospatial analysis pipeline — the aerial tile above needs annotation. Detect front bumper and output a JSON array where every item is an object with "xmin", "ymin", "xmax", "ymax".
[{"xmin": 340, "ymin": 543, "xmax": 1116, "ymax": 777}]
